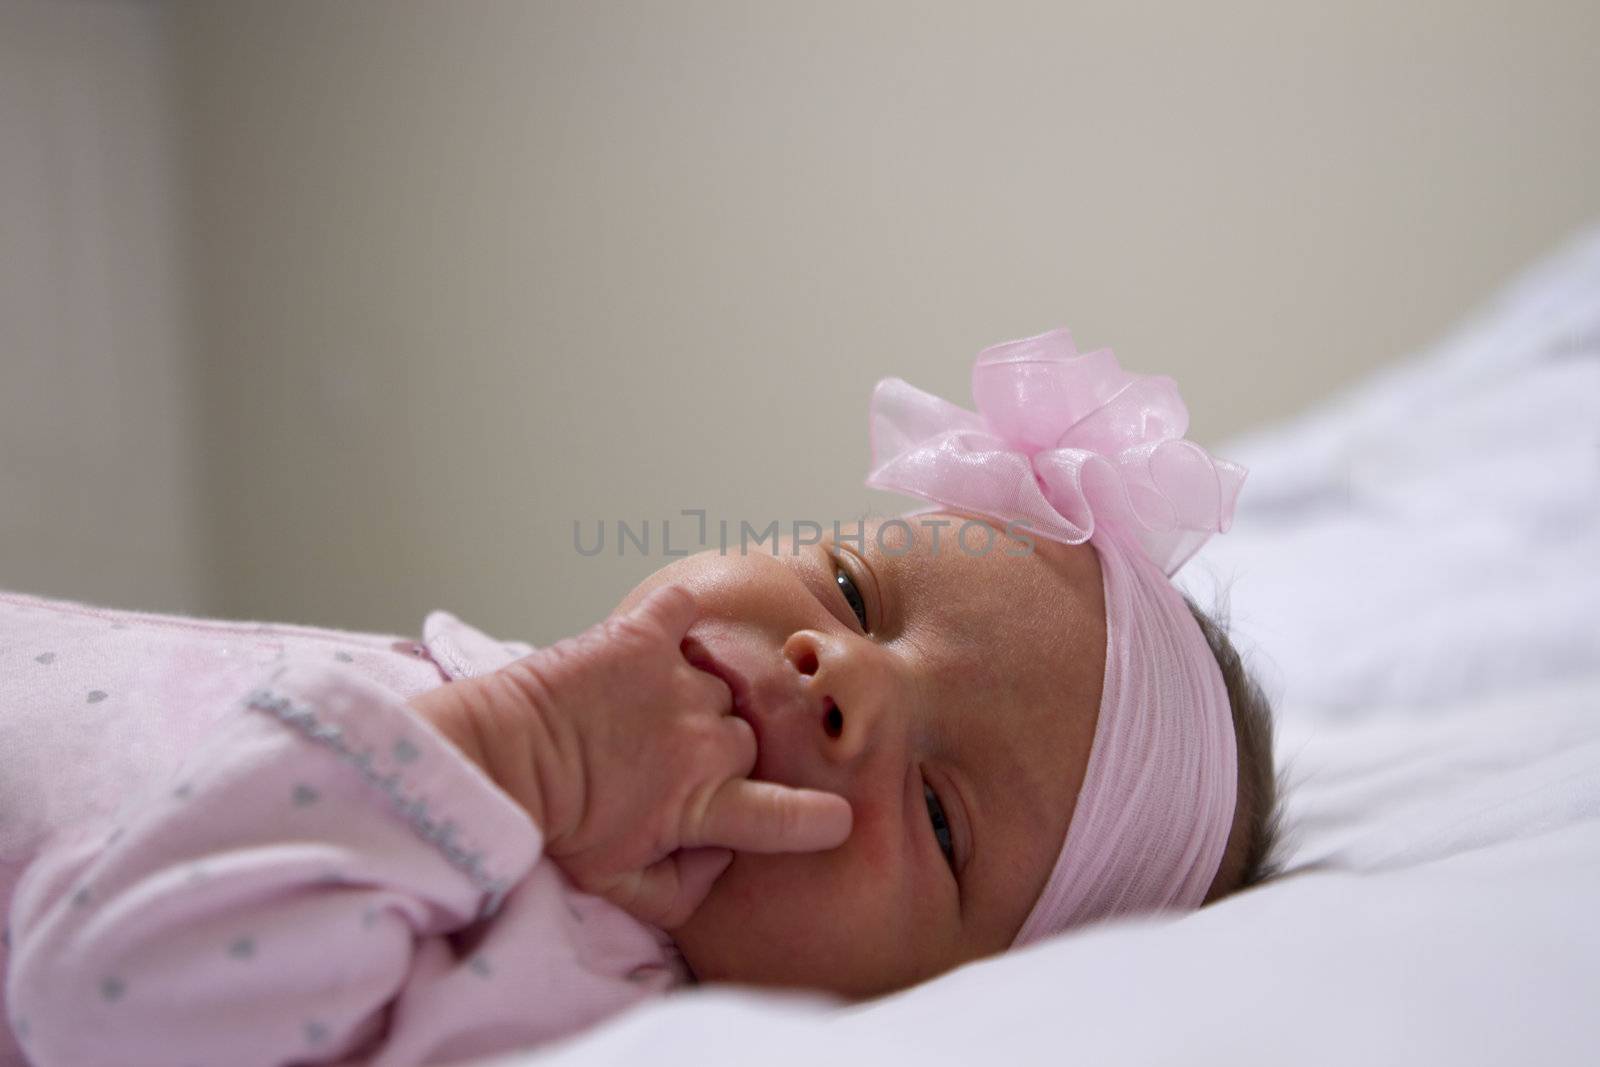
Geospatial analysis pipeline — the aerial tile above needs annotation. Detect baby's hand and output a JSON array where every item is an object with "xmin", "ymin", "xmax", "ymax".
[{"xmin": 408, "ymin": 585, "xmax": 852, "ymax": 929}]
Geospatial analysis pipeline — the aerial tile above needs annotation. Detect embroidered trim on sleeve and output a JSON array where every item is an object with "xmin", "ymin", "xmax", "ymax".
[{"xmin": 245, "ymin": 686, "xmax": 512, "ymax": 918}]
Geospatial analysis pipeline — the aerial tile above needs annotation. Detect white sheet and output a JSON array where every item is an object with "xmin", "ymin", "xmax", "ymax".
[{"xmin": 472, "ymin": 224, "xmax": 1600, "ymax": 1067}]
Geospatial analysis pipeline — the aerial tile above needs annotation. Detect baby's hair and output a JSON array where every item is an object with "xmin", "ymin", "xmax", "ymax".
[{"xmin": 1185, "ymin": 595, "xmax": 1285, "ymax": 900}]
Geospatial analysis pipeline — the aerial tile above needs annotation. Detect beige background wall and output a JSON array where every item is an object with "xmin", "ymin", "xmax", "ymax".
[
  {"xmin": 4, "ymin": 0, "xmax": 1598, "ymax": 644},
  {"xmin": 1, "ymin": 0, "xmax": 207, "ymax": 614}
]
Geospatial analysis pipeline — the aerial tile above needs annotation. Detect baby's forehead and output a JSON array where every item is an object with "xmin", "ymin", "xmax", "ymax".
[
  {"xmin": 862, "ymin": 512, "xmax": 1105, "ymax": 687},
  {"xmin": 870, "ymin": 512, "xmax": 1094, "ymax": 603}
]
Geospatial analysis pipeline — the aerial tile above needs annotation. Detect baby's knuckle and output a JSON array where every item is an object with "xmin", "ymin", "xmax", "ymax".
[
  {"xmin": 605, "ymin": 610, "xmax": 660, "ymax": 645},
  {"xmin": 686, "ymin": 666, "xmax": 729, "ymax": 705},
  {"xmin": 770, "ymin": 792, "xmax": 801, "ymax": 841},
  {"xmin": 572, "ymin": 623, "xmax": 618, "ymax": 657},
  {"xmin": 674, "ymin": 780, "xmax": 716, "ymax": 841},
  {"xmin": 679, "ymin": 714, "xmax": 726, "ymax": 754},
  {"xmin": 496, "ymin": 659, "xmax": 554, "ymax": 708},
  {"xmin": 673, "ymin": 671, "xmax": 722, "ymax": 712},
  {"xmin": 540, "ymin": 635, "xmax": 593, "ymax": 674},
  {"xmin": 723, "ymin": 716, "xmax": 757, "ymax": 774}
]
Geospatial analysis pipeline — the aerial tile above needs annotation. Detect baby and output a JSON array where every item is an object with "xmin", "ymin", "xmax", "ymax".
[{"xmin": 0, "ymin": 329, "xmax": 1279, "ymax": 1066}]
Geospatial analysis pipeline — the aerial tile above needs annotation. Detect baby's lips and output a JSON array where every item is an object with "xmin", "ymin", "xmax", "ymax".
[{"xmin": 679, "ymin": 633, "xmax": 746, "ymax": 719}]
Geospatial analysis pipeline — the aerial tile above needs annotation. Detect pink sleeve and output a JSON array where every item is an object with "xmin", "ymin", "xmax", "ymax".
[{"xmin": 3, "ymin": 661, "xmax": 616, "ymax": 1066}]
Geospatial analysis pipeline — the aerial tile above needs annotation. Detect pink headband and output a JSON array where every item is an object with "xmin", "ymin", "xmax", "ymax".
[{"xmin": 864, "ymin": 328, "xmax": 1245, "ymax": 944}]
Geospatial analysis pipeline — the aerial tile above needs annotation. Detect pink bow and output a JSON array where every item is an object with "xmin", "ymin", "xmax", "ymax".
[{"xmin": 866, "ymin": 328, "xmax": 1246, "ymax": 576}]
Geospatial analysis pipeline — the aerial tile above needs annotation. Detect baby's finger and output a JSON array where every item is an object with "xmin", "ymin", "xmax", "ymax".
[
  {"xmin": 718, "ymin": 708, "xmax": 757, "ymax": 772},
  {"xmin": 626, "ymin": 582, "xmax": 699, "ymax": 643},
  {"xmin": 619, "ymin": 847, "xmax": 734, "ymax": 930},
  {"xmin": 688, "ymin": 779, "xmax": 853, "ymax": 854},
  {"xmin": 661, "ymin": 847, "xmax": 734, "ymax": 930}
]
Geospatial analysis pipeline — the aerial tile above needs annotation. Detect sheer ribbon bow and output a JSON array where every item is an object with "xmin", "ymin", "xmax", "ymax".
[{"xmin": 863, "ymin": 328, "xmax": 1245, "ymax": 941}]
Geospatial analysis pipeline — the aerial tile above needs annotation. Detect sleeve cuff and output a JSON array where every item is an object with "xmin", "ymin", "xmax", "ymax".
[{"xmin": 242, "ymin": 662, "xmax": 542, "ymax": 916}]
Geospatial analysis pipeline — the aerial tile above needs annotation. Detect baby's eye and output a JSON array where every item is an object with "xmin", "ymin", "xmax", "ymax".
[
  {"xmin": 924, "ymin": 782, "xmax": 957, "ymax": 872},
  {"xmin": 832, "ymin": 557, "xmax": 870, "ymax": 632}
]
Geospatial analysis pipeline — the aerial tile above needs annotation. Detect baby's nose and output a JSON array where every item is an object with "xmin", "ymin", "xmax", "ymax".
[
  {"xmin": 782, "ymin": 628, "xmax": 887, "ymax": 766},
  {"xmin": 823, "ymin": 703, "xmax": 844, "ymax": 739},
  {"xmin": 818, "ymin": 697, "xmax": 880, "ymax": 766},
  {"xmin": 783, "ymin": 631, "xmax": 851, "ymax": 747}
]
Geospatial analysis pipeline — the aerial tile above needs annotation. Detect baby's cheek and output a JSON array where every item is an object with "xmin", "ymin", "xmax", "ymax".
[
  {"xmin": 805, "ymin": 815, "xmax": 909, "ymax": 937},
  {"xmin": 697, "ymin": 853, "xmax": 839, "ymax": 961},
  {"xmin": 676, "ymin": 833, "xmax": 928, "ymax": 990},
  {"xmin": 846, "ymin": 798, "xmax": 905, "ymax": 880},
  {"xmin": 742, "ymin": 834, "xmax": 893, "ymax": 928}
]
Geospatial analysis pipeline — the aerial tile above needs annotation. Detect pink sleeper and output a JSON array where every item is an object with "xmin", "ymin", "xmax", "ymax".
[{"xmin": 0, "ymin": 590, "xmax": 686, "ymax": 1067}]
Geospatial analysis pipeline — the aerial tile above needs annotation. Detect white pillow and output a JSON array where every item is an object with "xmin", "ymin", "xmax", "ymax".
[{"xmin": 1178, "ymin": 223, "xmax": 1600, "ymax": 716}]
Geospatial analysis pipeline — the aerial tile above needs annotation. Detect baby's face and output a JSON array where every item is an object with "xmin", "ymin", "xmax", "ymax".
[{"xmin": 611, "ymin": 511, "xmax": 1106, "ymax": 998}]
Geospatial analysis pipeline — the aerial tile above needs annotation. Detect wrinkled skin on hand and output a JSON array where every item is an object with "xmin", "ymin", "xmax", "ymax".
[{"xmin": 408, "ymin": 584, "xmax": 853, "ymax": 929}]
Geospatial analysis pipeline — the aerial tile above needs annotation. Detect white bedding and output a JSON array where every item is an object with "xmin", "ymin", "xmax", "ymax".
[{"xmin": 476, "ymin": 225, "xmax": 1600, "ymax": 1066}]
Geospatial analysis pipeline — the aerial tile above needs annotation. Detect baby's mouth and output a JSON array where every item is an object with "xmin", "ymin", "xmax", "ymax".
[{"xmin": 680, "ymin": 634, "xmax": 765, "ymax": 765}]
